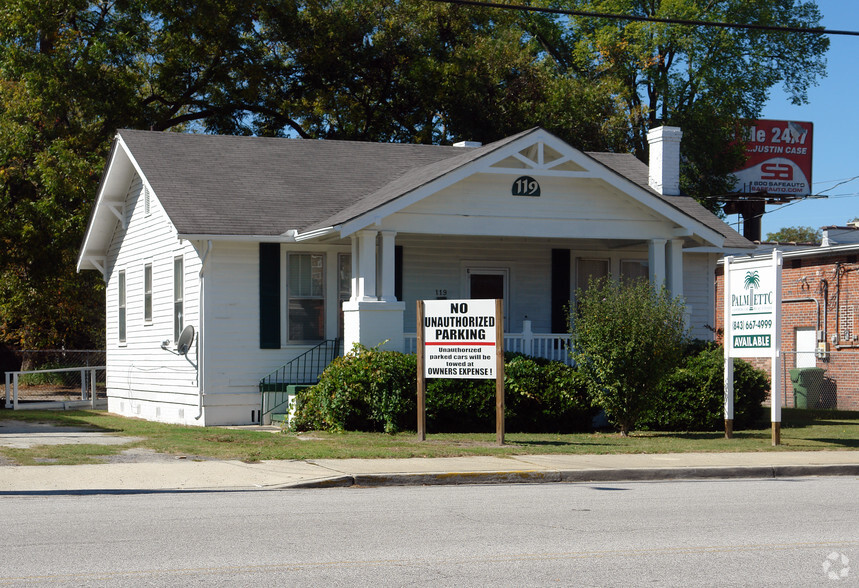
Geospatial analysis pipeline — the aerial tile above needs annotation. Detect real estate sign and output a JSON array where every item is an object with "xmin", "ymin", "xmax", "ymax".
[
  {"xmin": 723, "ymin": 250, "xmax": 783, "ymax": 445},
  {"xmin": 726, "ymin": 257, "xmax": 779, "ymax": 358}
]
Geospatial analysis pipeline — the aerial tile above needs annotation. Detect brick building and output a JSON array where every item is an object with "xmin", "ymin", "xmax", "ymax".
[{"xmin": 715, "ymin": 226, "xmax": 859, "ymax": 410}]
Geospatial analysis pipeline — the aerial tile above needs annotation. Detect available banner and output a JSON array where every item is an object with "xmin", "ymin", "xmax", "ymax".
[{"xmin": 732, "ymin": 120, "xmax": 813, "ymax": 197}]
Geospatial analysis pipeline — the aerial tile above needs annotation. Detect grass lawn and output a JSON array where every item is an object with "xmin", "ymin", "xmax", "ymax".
[{"xmin": 1, "ymin": 408, "xmax": 858, "ymax": 465}]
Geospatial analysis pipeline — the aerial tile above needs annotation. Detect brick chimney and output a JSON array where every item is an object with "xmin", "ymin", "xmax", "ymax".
[{"xmin": 647, "ymin": 126, "xmax": 683, "ymax": 196}]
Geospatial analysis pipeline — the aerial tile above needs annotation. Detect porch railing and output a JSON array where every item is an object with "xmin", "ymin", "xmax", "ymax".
[
  {"xmin": 405, "ymin": 320, "xmax": 572, "ymax": 366},
  {"xmin": 259, "ymin": 339, "xmax": 342, "ymax": 423}
]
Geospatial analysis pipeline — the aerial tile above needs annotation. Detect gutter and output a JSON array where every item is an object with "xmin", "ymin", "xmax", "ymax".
[{"xmin": 195, "ymin": 240, "xmax": 213, "ymax": 421}]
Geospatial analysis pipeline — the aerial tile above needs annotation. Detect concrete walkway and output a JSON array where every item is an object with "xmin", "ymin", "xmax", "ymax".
[{"xmin": 2, "ymin": 420, "xmax": 859, "ymax": 493}]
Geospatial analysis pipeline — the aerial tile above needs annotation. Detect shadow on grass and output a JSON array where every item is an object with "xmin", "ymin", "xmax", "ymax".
[
  {"xmin": 512, "ymin": 439, "xmax": 616, "ymax": 448},
  {"xmin": 797, "ymin": 438, "xmax": 859, "ymax": 449},
  {"xmin": 0, "ymin": 409, "xmax": 121, "ymax": 433}
]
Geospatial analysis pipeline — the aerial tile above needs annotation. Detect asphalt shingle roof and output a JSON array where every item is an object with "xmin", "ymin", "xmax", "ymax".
[{"xmin": 117, "ymin": 128, "xmax": 751, "ymax": 248}]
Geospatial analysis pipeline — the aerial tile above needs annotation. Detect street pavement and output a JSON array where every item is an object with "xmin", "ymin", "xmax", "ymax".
[{"xmin": 2, "ymin": 420, "xmax": 859, "ymax": 493}]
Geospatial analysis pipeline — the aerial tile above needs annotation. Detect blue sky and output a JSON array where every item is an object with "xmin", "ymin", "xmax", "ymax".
[{"xmin": 728, "ymin": 0, "xmax": 859, "ymax": 238}]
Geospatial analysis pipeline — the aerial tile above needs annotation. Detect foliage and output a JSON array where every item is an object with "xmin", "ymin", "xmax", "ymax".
[
  {"xmin": 291, "ymin": 344, "xmax": 417, "ymax": 433},
  {"xmin": 765, "ymin": 226, "xmax": 822, "ymax": 243},
  {"xmin": 291, "ymin": 346, "xmax": 593, "ymax": 434},
  {"xmin": 503, "ymin": 354, "xmax": 594, "ymax": 433},
  {"xmin": 556, "ymin": 0, "xmax": 828, "ymax": 208},
  {"xmin": 0, "ymin": 0, "xmax": 829, "ymax": 347},
  {"xmin": 571, "ymin": 276, "xmax": 688, "ymax": 435},
  {"xmin": 641, "ymin": 343, "xmax": 769, "ymax": 431}
]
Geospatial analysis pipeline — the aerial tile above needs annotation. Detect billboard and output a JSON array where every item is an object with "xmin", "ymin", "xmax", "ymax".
[{"xmin": 732, "ymin": 120, "xmax": 813, "ymax": 197}]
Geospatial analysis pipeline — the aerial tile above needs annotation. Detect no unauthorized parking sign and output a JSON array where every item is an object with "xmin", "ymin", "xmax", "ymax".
[{"xmin": 416, "ymin": 299, "xmax": 504, "ymax": 445}]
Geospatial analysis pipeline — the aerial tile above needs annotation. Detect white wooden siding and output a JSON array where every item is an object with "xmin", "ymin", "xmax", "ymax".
[
  {"xmin": 202, "ymin": 242, "xmax": 350, "ymax": 402},
  {"xmin": 683, "ymin": 252, "xmax": 718, "ymax": 341},
  {"xmin": 385, "ymin": 174, "xmax": 679, "ymax": 241},
  {"xmin": 396, "ymin": 234, "xmax": 652, "ymax": 335},
  {"xmin": 105, "ymin": 174, "xmax": 203, "ymax": 425}
]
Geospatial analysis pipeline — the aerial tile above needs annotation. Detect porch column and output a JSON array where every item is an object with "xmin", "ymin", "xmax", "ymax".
[
  {"xmin": 666, "ymin": 239, "xmax": 683, "ymax": 298},
  {"xmin": 379, "ymin": 230, "xmax": 398, "ymax": 302},
  {"xmin": 342, "ymin": 229, "xmax": 405, "ymax": 352},
  {"xmin": 357, "ymin": 229, "xmax": 378, "ymax": 301},
  {"xmin": 350, "ymin": 235, "xmax": 359, "ymax": 301},
  {"xmin": 648, "ymin": 238, "xmax": 667, "ymax": 288}
]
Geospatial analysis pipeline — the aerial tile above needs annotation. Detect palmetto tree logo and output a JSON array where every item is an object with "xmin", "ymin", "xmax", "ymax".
[
  {"xmin": 744, "ymin": 271, "xmax": 760, "ymax": 290},
  {"xmin": 743, "ymin": 270, "xmax": 760, "ymax": 310}
]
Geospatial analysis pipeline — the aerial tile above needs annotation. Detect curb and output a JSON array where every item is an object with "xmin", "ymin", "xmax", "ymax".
[{"xmin": 286, "ymin": 464, "xmax": 859, "ymax": 489}]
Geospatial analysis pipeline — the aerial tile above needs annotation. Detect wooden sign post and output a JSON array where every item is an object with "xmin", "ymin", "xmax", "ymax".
[{"xmin": 417, "ymin": 298, "xmax": 505, "ymax": 445}]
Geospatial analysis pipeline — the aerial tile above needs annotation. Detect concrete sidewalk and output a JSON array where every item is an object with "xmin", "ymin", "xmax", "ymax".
[
  {"xmin": 2, "ymin": 450, "xmax": 859, "ymax": 494},
  {"xmin": 2, "ymin": 419, "xmax": 859, "ymax": 493}
]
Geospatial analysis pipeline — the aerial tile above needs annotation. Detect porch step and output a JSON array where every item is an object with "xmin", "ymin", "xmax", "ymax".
[{"xmin": 270, "ymin": 413, "xmax": 288, "ymax": 423}]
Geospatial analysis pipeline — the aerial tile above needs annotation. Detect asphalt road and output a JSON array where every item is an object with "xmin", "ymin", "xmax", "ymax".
[{"xmin": 2, "ymin": 477, "xmax": 857, "ymax": 586}]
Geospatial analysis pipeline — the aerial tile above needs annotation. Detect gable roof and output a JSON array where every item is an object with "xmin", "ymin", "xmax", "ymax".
[
  {"xmin": 117, "ymin": 129, "xmax": 481, "ymax": 237},
  {"xmin": 585, "ymin": 152, "xmax": 751, "ymax": 249},
  {"xmin": 79, "ymin": 128, "xmax": 752, "ymax": 270}
]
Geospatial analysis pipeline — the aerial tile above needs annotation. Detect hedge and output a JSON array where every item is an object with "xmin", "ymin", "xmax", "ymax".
[{"xmin": 291, "ymin": 346, "xmax": 593, "ymax": 434}]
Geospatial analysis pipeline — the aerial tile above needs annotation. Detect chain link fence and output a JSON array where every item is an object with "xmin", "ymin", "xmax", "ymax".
[{"xmin": 3, "ymin": 350, "xmax": 106, "ymax": 407}]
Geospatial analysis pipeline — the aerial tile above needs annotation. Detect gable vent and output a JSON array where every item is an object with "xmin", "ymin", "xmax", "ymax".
[{"xmin": 144, "ymin": 185, "xmax": 151, "ymax": 215}]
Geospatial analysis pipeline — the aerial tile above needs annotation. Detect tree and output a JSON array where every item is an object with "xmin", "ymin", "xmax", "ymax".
[
  {"xmin": 765, "ymin": 226, "xmax": 821, "ymax": 243},
  {"xmin": 545, "ymin": 0, "xmax": 829, "ymax": 208},
  {"xmin": 0, "ymin": 0, "xmax": 831, "ymax": 349},
  {"xmin": 571, "ymin": 277, "xmax": 688, "ymax": 435}
]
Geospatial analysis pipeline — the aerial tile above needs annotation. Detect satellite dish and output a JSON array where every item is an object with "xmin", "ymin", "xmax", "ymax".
[{"xmin": 177, "ymin": 325, "xmax": 195, "ymax": 356}]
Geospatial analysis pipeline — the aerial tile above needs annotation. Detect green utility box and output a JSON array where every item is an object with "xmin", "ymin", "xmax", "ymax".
[{"xmin": 789, "ymin": 367, "xmax": 825, "ymax": 409}]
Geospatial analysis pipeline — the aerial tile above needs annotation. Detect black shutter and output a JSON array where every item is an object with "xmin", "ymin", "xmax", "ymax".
[
  {"xmin": 551, "ymin": 249, "xmax": 571, "ymax": 334},
  {"xmin": 259, "ymin": 243, "xmax": 281, "ymax": 349},
  {"xmin": 395, "ymin": 245, "xmax": 403, "ymax": 302}
]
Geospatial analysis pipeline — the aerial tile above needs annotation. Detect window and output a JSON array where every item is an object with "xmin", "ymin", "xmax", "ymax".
[
  {"xmin": 576, "ymin": 258, "xmax": 609, "ymax": 291},
  {"xmin": 174, "ymin": 257, "xmax": 184, "ymax": 342},
  {"xmin": 118, "ymin": 270, "xmax": 126, "ymax": 343},
  {"xmin": 338, "ymin": 253, "xmax": 352, "ymax": 338},
  {"xmin": 144, "ymin": 263, "xmax": 152, "ymax": 323},
  {"xmin": 288, "ymin": 253, "xmax": 324, "ymax": 341},
  {"xmin": 621, "ymin": 259, "xmax": 649, "ymax": 282}
]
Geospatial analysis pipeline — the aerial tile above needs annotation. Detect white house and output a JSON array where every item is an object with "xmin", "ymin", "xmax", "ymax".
[{"xmin": 77, "ymin": 126, "xmax": 752, "ymax": 426}]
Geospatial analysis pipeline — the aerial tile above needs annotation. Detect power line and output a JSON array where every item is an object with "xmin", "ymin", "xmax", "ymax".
[{"xmin": 427, "ymin": 0, "xmax": 859, "ymax": 37}]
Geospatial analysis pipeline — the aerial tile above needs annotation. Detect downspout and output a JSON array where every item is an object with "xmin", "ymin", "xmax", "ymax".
[{"xmin": 195, "ymin": 240, "xmax": 213, "ymax": 420}]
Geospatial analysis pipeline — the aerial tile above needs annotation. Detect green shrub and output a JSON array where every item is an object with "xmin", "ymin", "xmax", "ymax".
[
  {"xmin": 571, "ymin": 277, "xmax": 688, "ymax": 435},
  {"xmin": 292, "ymin": 348, "xmax": 594, "ymax": 434},
  {"xmin": 426, "ymin": 377, "xmax": 494, "ymax": 432},
  {"xmin": 504, "ymin": 355, "xmax": 593, "ymax": 433},
  {"xmin": 291, "ymin": 344, "xmax": 417, "ymax": 433},
  {"xmin": 641, "ymin": 343, "xmax": 768, "ymax": 431}
]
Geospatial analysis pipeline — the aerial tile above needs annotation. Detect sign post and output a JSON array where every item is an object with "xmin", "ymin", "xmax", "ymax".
[
  {"xmin": 724, "ymin": 250, "xmax": 783, "ymax": 445},
  {"xmin": 417, "ymin": 299, "xmax": 504, "ymax": 445}
]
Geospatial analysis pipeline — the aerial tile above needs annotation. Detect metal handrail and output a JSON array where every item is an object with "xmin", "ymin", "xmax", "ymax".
[{"xmin": 259, "ymin": 339, "xmax": 341, "ymax": 421}]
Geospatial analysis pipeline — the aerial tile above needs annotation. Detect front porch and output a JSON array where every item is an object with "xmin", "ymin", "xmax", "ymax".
[{"xmin": 405, "ymin": 320, "xmax": 571, "ymax": 365}]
